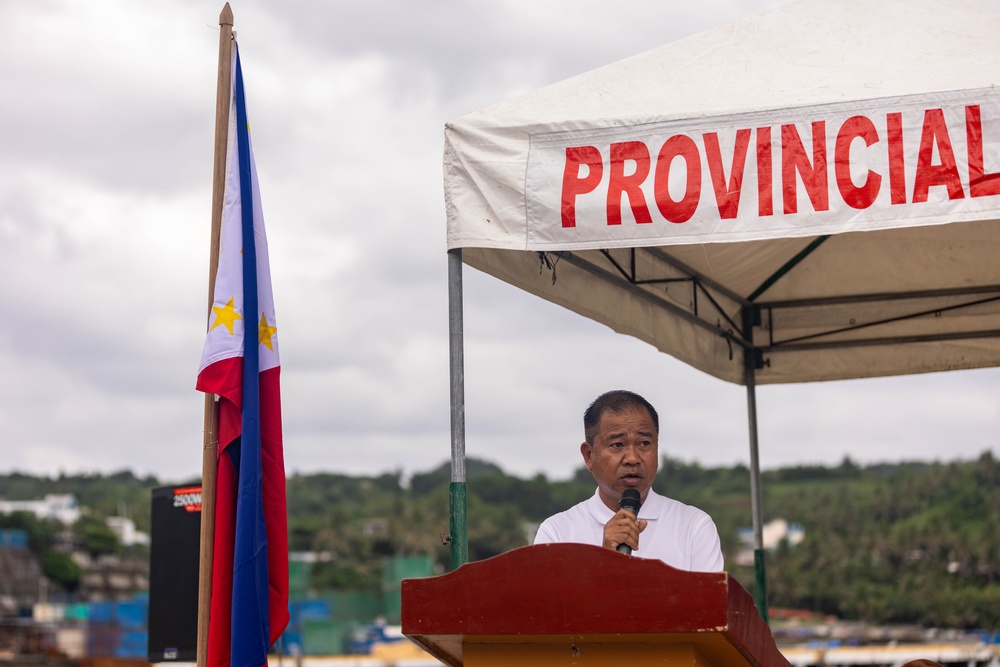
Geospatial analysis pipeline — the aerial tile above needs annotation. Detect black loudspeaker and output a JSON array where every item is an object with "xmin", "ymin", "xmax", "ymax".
[{"xmin": 148, "ymin": 485, "xmax": 203, "ymax": 662}]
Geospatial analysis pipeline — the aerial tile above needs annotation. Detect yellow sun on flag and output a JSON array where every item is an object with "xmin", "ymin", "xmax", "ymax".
[
  {"xmin": 259, "ymin": 313, "xmax": 278, "ymax": 351},
  {"xmin": 210, "ymin": 297, "xmax": 242, "ymax": 335}
]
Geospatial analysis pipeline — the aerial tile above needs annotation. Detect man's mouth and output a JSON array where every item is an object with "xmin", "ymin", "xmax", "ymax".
[{"xmin": 621, "ymin": 473, "xmax": 643, "ymax": 486}]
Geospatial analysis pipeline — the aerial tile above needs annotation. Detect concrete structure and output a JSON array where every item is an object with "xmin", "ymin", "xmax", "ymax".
[
  {"xmin": 0, "ymin": 495, "xmax": 80, "ymax": 525},
  {"xmin": 104, "ymin": 516, "xmax": 149, "ymax": 547}
]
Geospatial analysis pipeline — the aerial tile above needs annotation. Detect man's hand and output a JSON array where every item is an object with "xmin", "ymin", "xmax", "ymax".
[{"xmin": 602, "ymin": 509, "xmax": 648, "ymax": 553}]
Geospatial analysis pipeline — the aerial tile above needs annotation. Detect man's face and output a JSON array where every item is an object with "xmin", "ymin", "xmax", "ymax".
[{"xmin": 580, "ymin": 404, "xmax": 659, "ymax": 511}]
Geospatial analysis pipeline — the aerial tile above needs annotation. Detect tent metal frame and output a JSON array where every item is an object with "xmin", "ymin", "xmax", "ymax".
[{"xmin": 560, "ymin": 246, "xmax": 1000, "ymax": 355}]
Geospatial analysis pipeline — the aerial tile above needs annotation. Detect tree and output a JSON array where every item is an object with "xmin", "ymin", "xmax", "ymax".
[
  {"xmin": 42, "ymin": 551, "xmax": 82, "ymax": 591},
  {"xmin": 74, "ymin": 516, "xmax": 119, "ymax": 557}
]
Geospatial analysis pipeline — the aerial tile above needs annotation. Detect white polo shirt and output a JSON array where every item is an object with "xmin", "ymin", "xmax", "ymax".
[{"xmin": 533, "ymin": 488, "xmax": 724, "ymax": 572}]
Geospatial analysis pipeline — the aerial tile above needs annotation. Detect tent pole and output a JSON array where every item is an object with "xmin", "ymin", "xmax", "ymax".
[
  {"xmin": 743, "ymin": 307, "xmax": 768, "ymax": 623},
  {"xmin": 447, "ymin": 248, "xmax": 469, "ymax": 569}
]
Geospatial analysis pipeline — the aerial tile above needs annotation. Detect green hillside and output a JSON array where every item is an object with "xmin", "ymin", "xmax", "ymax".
[{"xmin": 1, "ymin": 452, "xmax": 998, "ymax": 628}]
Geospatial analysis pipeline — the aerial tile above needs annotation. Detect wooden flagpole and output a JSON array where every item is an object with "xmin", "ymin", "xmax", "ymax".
[{"xmin": 197, "ymin": 5, "xmax": 234, "ymax": 667}]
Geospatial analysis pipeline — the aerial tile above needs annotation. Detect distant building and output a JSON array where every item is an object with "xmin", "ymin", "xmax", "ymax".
[
  {"xmin": 0, "ymin": 539, "xmax": 44, "ymax": 615},
  {"xmin": 0, "ymin": 529, "xmax": 29, "ymax": 550},
  {"xmin": 0, "ymin": 494, "xmax": 81, "ymax": 525},
  {"xmin": 0, "ymin": 496, "xmax": 148, "ymax": 548},
  {"xmin": 79, "ymin": 554, "xmax": 149, "ymax": 601},
  {"xmin": 734, "ymin": 518, "xmax": 805, "ymax": 566},
  {"xmin": 104, "ymin": 517, "xmax": 149, "ymax": 548}
]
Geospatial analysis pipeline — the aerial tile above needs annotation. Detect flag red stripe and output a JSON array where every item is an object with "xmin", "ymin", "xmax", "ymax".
[
  {"xmin": 208, "ymin": 448, "xmax": 237, "ymax": 667},
  {"xmin": 201, "ymin": 364, "xmax": 288, "ymax": 667},
  {"xmin": 196, "ymin": 357, "xmax": 244, "ymax": 450},
  {"xmin": 260, "ymin": 367, "xmax": 289, "ymax": 645}
]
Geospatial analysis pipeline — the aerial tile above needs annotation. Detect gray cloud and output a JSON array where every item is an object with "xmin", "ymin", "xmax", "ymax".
[{"xmin": 0, "ymin": 0, "xmax": 996, "ymax": 486}]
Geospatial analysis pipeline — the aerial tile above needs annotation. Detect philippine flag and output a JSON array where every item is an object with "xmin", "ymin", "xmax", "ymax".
[{"xmin": 196, "ymin": 45, "xmax": 289, "ymax": 667}]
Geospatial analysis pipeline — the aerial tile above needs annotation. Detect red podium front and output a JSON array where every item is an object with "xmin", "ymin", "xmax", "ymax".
[{"xmin": 402, "ymin": 543, "xmax": 790, "ymax": 667}]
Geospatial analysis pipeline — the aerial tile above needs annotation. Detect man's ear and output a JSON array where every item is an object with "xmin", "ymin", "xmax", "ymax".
[{"xmin": 580, "ymin": 442, "xmax": 594, "ymax": 471}]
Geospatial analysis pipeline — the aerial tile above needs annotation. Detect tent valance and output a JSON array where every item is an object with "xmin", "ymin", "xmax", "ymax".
[{"xmin": 444, "ymin": 0, "xmax": 1000, "ymax": 385}]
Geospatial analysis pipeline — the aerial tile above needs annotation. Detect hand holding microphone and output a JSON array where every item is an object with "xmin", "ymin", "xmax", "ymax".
[{"xmin": 606, "ymin": 488, "xmax": 646, "ymax": 554}]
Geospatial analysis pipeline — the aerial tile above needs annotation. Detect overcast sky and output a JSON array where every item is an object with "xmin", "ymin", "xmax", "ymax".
[{"xmin": 1, "ymin": 0, "xmax": 997, "ymax": 486}]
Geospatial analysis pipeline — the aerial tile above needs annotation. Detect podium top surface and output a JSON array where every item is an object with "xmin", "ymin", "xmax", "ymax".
[{"xmin": 402, "ymin": 543, "xmax": 790, "ymax": 667}]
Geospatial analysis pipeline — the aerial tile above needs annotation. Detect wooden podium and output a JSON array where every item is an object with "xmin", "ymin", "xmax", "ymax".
[{"xmin": 402, "ymin": 543, "xmax": 790, "ymax": 667}]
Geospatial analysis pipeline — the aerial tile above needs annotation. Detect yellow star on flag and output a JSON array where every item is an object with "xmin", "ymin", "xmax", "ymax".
[
  {"xmin": 210, "ymin": 297, "xmax": 242, "ymax": 335},
  {"xmin": 259, "ymin": 313, "xmax": 278, "ymax": 351}
]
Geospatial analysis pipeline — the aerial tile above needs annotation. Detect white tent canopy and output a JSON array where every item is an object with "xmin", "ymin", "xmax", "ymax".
[{"xmin": 444, "ymin": 0, "xmax": 1000, "ymax": 386}]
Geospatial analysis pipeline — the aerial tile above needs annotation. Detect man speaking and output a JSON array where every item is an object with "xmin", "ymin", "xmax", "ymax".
[{"xmin": 533, "ymin": 390, "xmax": 724, "ymax": 572}]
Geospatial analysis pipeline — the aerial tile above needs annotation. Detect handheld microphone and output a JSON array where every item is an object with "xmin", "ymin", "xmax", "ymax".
[{"xmin": 616, "ymin": 488, "xmax": 642, "ymax": 554}]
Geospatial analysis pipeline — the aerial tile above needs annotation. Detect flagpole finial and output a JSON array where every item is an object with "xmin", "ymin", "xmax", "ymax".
[{"xmin": 220, "ymin": 3, "xmax": 233, "ymax": 26}]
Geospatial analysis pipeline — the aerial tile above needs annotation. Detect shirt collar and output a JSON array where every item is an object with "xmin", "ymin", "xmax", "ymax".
[{"xmin": 586, "ymin": 488, "xmax": 661, "ymax": 523}]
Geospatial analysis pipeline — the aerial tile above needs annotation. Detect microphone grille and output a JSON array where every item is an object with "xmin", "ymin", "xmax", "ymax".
[{"xmin": 619, "ymin": 488, "xmax": 641, "ymax": 513}]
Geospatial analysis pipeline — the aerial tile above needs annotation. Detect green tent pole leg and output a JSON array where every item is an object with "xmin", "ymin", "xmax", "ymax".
[
  {"xmin": 447, "ymin": 249, "xmax": 469, "ymax": 569},
  {"xmin": 754, "ymin": 548, "xmax": 769, "ymax": 624},
  {"xmin": 449, "ymin": 482, "xmax": 468, "ymax": 569}
]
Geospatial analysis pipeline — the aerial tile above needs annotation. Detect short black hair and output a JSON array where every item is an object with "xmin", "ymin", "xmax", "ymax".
[{"xmin": 583, "ymin": 390, "xmax": 659, "ymax": 445}]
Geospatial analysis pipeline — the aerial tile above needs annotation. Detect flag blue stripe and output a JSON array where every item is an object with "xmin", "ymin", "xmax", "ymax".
[{"xmin": 231, "ymin": 45, "xmax": 270, "ymax": 667}]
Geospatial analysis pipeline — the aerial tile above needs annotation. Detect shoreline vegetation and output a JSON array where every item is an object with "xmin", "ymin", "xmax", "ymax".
[{"xmin": 1, "ymin": 452, "xmax": 998, "ymax": 629}]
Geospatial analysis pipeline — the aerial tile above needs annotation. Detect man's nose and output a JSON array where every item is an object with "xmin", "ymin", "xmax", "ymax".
[{"xmin": 622, "ymin": 443, "xmax": 641, "ymax": 464}]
